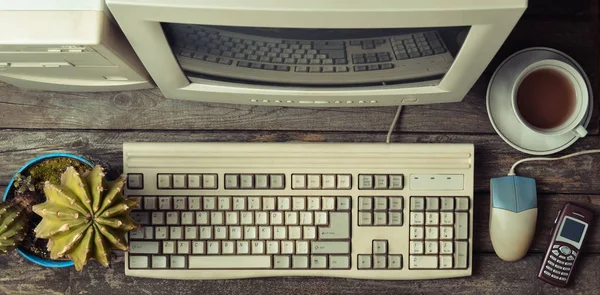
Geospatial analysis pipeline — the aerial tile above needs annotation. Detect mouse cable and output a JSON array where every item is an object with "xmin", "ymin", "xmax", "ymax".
[
  {"xmin": 508, "ymin": 149, "xmax": 600, "ymax": 176},
  {"xmin": 385, "ymin": 105, "xmax": 403, "ymax": 144}
]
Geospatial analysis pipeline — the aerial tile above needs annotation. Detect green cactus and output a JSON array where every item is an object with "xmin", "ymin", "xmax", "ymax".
[
  {"xmin": 32, "ymin": 166, "xmax": 140, "ymax": 270},
  {"xmin": 0, "ymin": 203, "xmax": 27, "ymax": 254}
]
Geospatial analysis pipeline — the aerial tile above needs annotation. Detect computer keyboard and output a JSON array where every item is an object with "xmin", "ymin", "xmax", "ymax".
[
  {"xmin": 124, "ymin": 142, "xmax": 474, "ymax": 280},
  {"xmin": 164, "ymin": 24, "xmax": 454, "ymax": 85}
]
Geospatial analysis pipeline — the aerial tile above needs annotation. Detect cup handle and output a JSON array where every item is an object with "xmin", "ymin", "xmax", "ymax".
[{"xmin": 573, "ymin": 125, "xmax": 588, "ymax": 138}]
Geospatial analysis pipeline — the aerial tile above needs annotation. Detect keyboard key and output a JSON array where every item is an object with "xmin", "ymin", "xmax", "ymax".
[
  {"xmin": 389, "ymin": 175, "xmax": 403, "ymax": 189},
  {"xmin": 281, "ymin": 241, "xmax": 294, "ymax": 254},
  {"xmin": 130, "ymin": 241, "xmax": 160, "ymax": 254},
  {"xmin": 426, "ymin": 212, "xmax": 439, "ymax": 225},
  {"xmin": 195, "ymin": 212, "xmax": 209, "ymax": 225},
  {"xmin": 293, "ymin": 197, "xmax": 306, "ymax": 211},
  {"xmin": 178, "ymin": 241, "xmax": 191, "ymax": 254},
  {"xmin": 151, "ymin": 212, "xmax": 165, "ymax": 225},
  {"xmin": 261, "ymin": 197, "xmax": 275, "ymax": 210},
  {"xmin": 310, "ymin": 255, "xmax": 328, "ymax": 268},
  {"xmin": 337, "ymin": 175, "xmax": 352, "ymax": 189},
  {"xmin": 233, "ymin": 197, "xmax": 246, "ymax": 210},
  {"xmin": 159, "ymin": 197, "xmax": 172, "ymax": 210},
  {"xmin": 131, "ymin": 212, "xmax": 150, "ymax": 225},
  {"xmin": 300, "ymin": 212, "xmax": 313, "ymax": 225},
  {"xmin": 318, "ymin": 212, "xmax": 350, "ymax": 239},
  {"xmin": 322, "ymin": 197, "xmax": 336, "ymax": 211},
  {"xmin": 166, "ymin": 212, "xmax": 179, "ymax": 225},
  {"xmin": 255, "ymin": 212, "xmax": 268, "ymax": 225},
  {"xmin": 426, "ymin": 226, "xmax": 439, "ymax": 240},
  {"xmin": 259, "ymin": 226, "xmax": 272, "ymax": 240},
  {"xmin": 173, "ymin": 197, "xmax": 187, "ymax": 210},
  {"xmin": 337, "ymin": 197, "xmax": 351, "ymax": 211},
  {"xmin": 440, "ymin": 241, "xmax": 453, "ymax": 254},
  {"xmin": 410, "ymin": 255, "xmax": 438, "ymax": 269},
  {"xmin": 289, "ymin": 226, "xmax": 302, "ymax": 240},
  {"xmin": 389, "ymin": 197, "xmax": 403, "ymax": 210},
  {"xmin": 219, "ymin": 197, "xmax": 232, "ymax": 210},
  {"xmin": 440, "ymin": 226, "xmax": 454, "ymax": 240},
  {"xmin": 189, "ymin": 197, "xmax": 201, "ymax": 210},
  {"xmin": 274, "ymin": 226, "xmax": 287, "ymax": 240},
  {"xmin": 374, "ymin": 197, "xmax": 387, "ymax": 210},
  {"xmin": 441, "ymin": 212, "xmax": 454, "ymax": 225},
  {"xmin": 203, "ymin": 197, "xmax": 216, "ymax": 210},
  {"xmin": 359, "ymin": 175, "xmax": 373, "ymax": 189},
  {"xmin": 152, "ymin": 255, "xmax": 168, "ymax": 269},
  {"xmin": 271, "ymin": 212, "xmax": 283, "ymax": 225},
  {"xmin": 292, "ymin": 174, "xmax": 306, "ymax": 189},
  {"xmin": 254, "ymin": 174, "xmax": 268, "ymax": 189},
  {"xmin": 170, "ymin": 226, "xmax": 183, "ymax": 239},
  {"xmin": 285, "ymin": 212, "xmax": 298, "ymax": 225},
  {"xmin": 389, "ymin": 212, "xmax": 403, "ymax": 226},
  {"xmin": 314, "ymin": 212, "xmax": 328, "ymax": 225},
  {"xmin": 440, "ymin": 255, "xmax": 453, "ymax": 269},
  {"xmin": 226, "ymin": 212, "xmax": 239, "ymax": 225},
  {"xmin": 277, "ymin": 197, "xmax": 291, "ymax": 211},
  {"xmin": 359, "ymin": 197, "xmax": 372, "ymax": 210},
  {"xmin": 426, "ymin": 197, "xmax": 439, "ymax": 211},
  {"xmin": 189, "ymin": 255, "xmax": 271, "ymax": 269},
  {"xmin": 296, "ymin": 241, "xmax": 310, "ymax": 254},
  {"xmin": 203, "ymin": 174, "xmax": 217, "ymax": 189},
  {"xmin": 157, "ymin": 174, "xmax": 172, "ymax": 189},
  {"xmin": 455, "ymin": 213, "xmax": 469, "ymax": 239},
  {"xmin": 411, "ymin": 197, "xmax": 425, "ymax": 211},
  {"xmin": 359, "ymin": 212, "xmax": 372, "ymax": 226},
  {"xmin": 270, "ymin": 174, "xmax": 285, "ymax": 189},
  {"xmin": 358, "ymin": 255, "xmax": 372, "ymax": 269},
  {"xmin": 456, "ymin": 198, "xmax": 470, "ymax": 211},
  {"xmin": 211, "ymin": 212, "xmax": 224, "ymax": 225},
  {"xmin": 129, "ymin": 256, "xmax": 149, "ymax": 269},
  {"xmin": 307, "ymin": 175, "xmax": 321, "ymax": 189},
  {"xmin": 127, "ymin": 173, "xmax": 143, "ymax": 189},
  {"xmin": 425, "ymin": 241, "xmax": 438, "ymax": 254},
  {"xmin": 455, "ymin": 241, "xmax": 468, "ymax": 268},
  {"xmin": 267, "ymin": 241, "xmax": 280, "ymax": 254},
  {"xmin": 303, "ymin": 226, "xmax": 316, "ymax": 239},
  {"xmin": 410, "ymin": 212, "xmax": 424, "ymax": 225},
  {"xmin": 441, "ymin": 197, "xmax": 454, "ymax": 211},
  {"xmin": 274, "ymin": 255, "xmax": 290, "ymax": 268},
  {"xmin": 240, "ymin": 174, "xmax": 254, "ymax": 189},
  {"xmin": 410, "ymin": 241, "xmax": 424, "ymax": 254},
  {"xmin": 225, "ymin": 174, "xmax": 239, "ymax": 189},
  {"xmin": 248, "ymin": 197, "xmax": 261, "ymax": 210},
  {"xmin": 373, "ymin": 240, "xmax": 388, "ymax": 254},
  {"xmin": 173, "ymin": 174, "xmax": 186, "ymax": 188},
  {"xmin": 185, "ymin": 226, "xmax": 197, "ymax": 239},
  {"xmin": 329, "ymin": 255, "xmax": 350, "ymax": 269},
  {"xmin": 374, "ymin": 212, "xmax": 387, "ymax": 225},
  {"xmin": 388, "ymin": 255, "xmax": 402, "ymax": 269},
  {"xmin": 292, "ymin": 255, "xmax": 309, "ymax": 268},
  {"xmin": 214, "ymin": 226, "xmax": 227, "ymax": 239},
  {"xmin": 307, "ymin": 197, "xmax": 321, "ymax": 210}
]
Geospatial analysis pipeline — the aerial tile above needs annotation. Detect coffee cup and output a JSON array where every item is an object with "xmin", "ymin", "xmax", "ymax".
[{"xmin": 511, "ymin": 59, "xmax": 588, "ymax": 138}]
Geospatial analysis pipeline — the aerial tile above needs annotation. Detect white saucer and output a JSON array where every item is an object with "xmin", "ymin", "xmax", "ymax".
[{"xmin": 486, "ymin": 47, "xmax": 593, "ymax": 155}]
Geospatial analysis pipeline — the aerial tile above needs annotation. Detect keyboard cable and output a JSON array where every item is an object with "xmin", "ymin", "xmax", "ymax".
[
  {"xmin": 386, "ymin": 105, "xmax": 403, "ymax": 144},
  {"xmin": 508, "ymin": 149, "xmax": 600, "ymax": 176}
]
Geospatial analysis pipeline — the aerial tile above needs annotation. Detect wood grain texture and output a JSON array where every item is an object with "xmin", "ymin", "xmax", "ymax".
[
  {"xmin": 1, "ymin": 252, "xmax": 599, "ymax": 295},
  {"xmin": 0, "ymin": 130, "xmax": 598, "ymax": 193}
]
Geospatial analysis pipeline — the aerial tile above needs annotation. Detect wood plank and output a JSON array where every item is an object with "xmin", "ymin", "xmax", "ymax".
[
  {"xmin": 0, "ymin": 20, "xmax": 597, "ymax": 134},
  {"xmin": 0, "ymin": 130, "xmax": 599, "ymax": 193},
  {"xmin": 0, "ymin": 252, "xmax": 599, "ymax": 294}
]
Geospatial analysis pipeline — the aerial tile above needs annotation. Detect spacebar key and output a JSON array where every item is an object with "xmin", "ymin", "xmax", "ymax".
[{"xmin": 189, "ymin": 255, "xmax": 272, "ymax": 269}]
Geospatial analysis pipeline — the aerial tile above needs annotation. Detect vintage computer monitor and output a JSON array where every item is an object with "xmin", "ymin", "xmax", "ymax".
[
  {"xmin": 0, "ymin": 0, "xmax": 152, "ymax": 92},
  {"xmin": 106, "ymin": 0, "xmax": 526, "ymax": 107}
]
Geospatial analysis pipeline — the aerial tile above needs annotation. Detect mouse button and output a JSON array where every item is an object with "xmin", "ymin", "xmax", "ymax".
[
  {"xmin": 490, "ymin": 176, "xmax": 517, "ymax": 211},
  {"xmin": 515, "ymin": 177, "xmax": 537, "ymax": 212}
]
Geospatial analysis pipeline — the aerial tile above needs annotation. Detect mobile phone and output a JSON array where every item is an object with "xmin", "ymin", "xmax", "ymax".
[{"xmin": 537, "ymin": 203, "xmax": 593, "ymax": 287}]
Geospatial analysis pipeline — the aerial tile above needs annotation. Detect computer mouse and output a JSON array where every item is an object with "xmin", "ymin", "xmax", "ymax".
[{"xmin": 489, "ymin": 175, "xmax": 538, "ymax": 261}]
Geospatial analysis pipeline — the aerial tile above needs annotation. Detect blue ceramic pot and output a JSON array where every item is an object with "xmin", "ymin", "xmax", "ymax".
[{"xmin": 2, "ymin": 153, "xmax": 93, "ymax": 268}]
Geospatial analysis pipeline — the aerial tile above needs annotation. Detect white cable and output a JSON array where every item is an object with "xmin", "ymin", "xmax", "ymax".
[
  {"xmin": 508, "ymin": 149, "xmax": 600, "ymax": 176},
  {"xmin": 386, "ymin": 105, "xmax": 403, "ymax": 144}
]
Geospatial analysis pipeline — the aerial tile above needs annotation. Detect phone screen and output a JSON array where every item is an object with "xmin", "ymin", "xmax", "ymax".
[{"xmin": 559, "ymin": 218, "xmax": 586, "ymax": 243}]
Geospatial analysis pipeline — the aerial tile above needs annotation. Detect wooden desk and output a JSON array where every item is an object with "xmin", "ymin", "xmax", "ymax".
[{"xmin": 1, "ymin": 1, "xmax": 599, "ymax": 294}]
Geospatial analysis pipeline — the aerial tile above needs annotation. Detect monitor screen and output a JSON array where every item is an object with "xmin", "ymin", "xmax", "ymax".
[
  {"xmin": 559, "ymin": 218, "xmax": 586, "ymax": 243},
  {"xmin": 161, "ymin": 23, "xmax": 470, "ymax": 87}
]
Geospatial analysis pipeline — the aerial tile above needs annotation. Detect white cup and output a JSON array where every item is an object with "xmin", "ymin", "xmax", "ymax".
[{"xmin": 511, "ymin": 59, "xmax": 588, "ymax": 138}]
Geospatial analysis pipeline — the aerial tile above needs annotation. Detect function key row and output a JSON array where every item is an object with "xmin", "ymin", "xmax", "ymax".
[
  {"xmin": 291, "ymin": 174, "xmax": 352, "ymax": 190},
  {"xmin": 224, "ymin": 174, "xmax": 284, "ymax": 189},
  {"xmin": 358, "ymin": 174, "xmax": 404, "ymax": 190},
  {"xmin": 410, "ymin": 197, "xmax": 469, "ymax": 212},
  {"xmin": 157, "ymin": 174, "xmax": 218, "ymax": 190}
]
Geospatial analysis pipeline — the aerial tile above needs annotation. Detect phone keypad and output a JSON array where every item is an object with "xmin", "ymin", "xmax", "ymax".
[{"xmin": 545, "ymin": 244, "xmax": 576, "ymax": 281}]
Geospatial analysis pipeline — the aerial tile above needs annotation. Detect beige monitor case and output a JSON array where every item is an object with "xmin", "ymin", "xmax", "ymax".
[
  {"xmin": 0, "ymin": 0, "xmax": 153, "ymax": 92},
  {"xmin": 106, "ymin": 0, "xmax": 526, "ymax": 107}
]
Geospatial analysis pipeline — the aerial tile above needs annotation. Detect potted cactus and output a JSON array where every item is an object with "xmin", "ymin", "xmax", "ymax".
[
  {"xmin": 32, "ymin": 166, "xmax": 140, "ymax": 270},
  {"xmin": 3, "ymin": 153, "xmax": 140, "ymax": 270}
]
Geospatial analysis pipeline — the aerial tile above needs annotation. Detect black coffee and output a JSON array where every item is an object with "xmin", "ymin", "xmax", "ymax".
[{"xmin": 516, "ymin": 68, "xmax": 576, "ymax": 129}]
